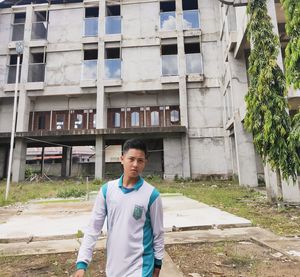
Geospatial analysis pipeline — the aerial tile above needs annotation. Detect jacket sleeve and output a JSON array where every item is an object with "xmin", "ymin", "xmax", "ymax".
[
  {"xmin": 149, "ymin": 190, "xmax": 164, "ymax": 264},
  {"xmin": 76, "ymin": 184, "xmax": 107, "ymax": 268}
]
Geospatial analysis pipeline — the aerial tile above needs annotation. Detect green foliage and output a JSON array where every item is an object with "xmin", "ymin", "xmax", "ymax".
[
  {"xmin": 245, "ymin": 0, "xmax": 299, "ymax": 182},
  {"xmin": 281, "ymin": 0, "xmax": 300, "ymax": 89},
  {"xmin": 56, "ymin": 186, "xmax": 86, "ymax": 198}
]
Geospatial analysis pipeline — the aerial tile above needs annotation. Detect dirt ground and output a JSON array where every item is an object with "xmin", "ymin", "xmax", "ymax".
[
  {"xmin": 0, "ymin": 240, "xmax": 299, "ymax": 277},
  {"xmin": 167, "ymin": 241, "xmax": 300, "ymax": 277}
]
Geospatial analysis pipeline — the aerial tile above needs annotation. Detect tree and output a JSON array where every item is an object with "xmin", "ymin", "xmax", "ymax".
[
  {"xmin": 245, "ymin": 0, "xmax": 299, "ymax": 201},
  {"xmin": 281, "ymin": 0, "xmax": 300, "ymax": 90}
]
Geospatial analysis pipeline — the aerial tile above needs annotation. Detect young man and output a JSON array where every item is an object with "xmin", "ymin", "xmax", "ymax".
[{"xmin": 74, "ymin": 138, "xmax": 164, "ymax": 277}]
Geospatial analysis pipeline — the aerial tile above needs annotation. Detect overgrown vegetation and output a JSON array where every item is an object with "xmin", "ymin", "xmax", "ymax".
[
  {"xmin": 0, "ymin": 179, "xmax": 102, "ymax": 206},
  {"xmin": 245, "ymin": 0, "xmax": 299, "ymax": 201}
]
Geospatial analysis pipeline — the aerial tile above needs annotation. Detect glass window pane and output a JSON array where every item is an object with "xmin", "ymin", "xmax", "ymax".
[
  {"xmin": 151, "ymin": 111, "xmax": 159, "ymax": 126},
  {"xmin": 84, "ymin": 18, "xmax": 98, "ymax": 36},
  {"xmin": 106, "ymin": 16, "xmax": 121, "ymax": 34},
  {"xmin": 183, "ymin": 10, "xmax": 200, "ymax": 29},
  {"xmin": 170, "ymin": 110, "xmax": 179, "ymax": 123},
  {"xmin": 105, "ymin": 59, "xmax": 121, "ymax": 79},
  {"xmin": 160, "ymin": 12, "xmax": 176, "ymax": 31},
  {"xmin": 74, "ymin": 114, "xmax": 83, "ymax": 129},
  {"xmin": 162, "ymin": 55, "xmax": 178, "ymax": 76},
  {"xmin": 93, "ymin": 113, "xmax": 96, "ymax": 128},
  {"xmin": 114, "ymin": 112, "xmax": 121, "ymax": 127},
  {"xmin": 131, "ymin": 112, "xmax": 139, "ymax": 127},
  {"xmin": 56, "ymin": 114, "xmax": 64, "ymax": 130}
]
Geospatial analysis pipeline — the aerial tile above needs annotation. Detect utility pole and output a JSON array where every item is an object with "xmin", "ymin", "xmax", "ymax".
[{"xmin": 5, "ymin": 41, "xmax": 24, "ymax": 200}]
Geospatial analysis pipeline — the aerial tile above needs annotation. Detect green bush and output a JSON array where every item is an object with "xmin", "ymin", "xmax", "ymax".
[{"xmin": 57, "ymin": 187, "xmax": 86, "ymax": 198}]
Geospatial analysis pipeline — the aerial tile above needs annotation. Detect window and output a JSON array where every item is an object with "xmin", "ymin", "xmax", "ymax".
[
  {"xmin": 161, "ymin": 44, "xmax": 178, "ymax": 76},
  {"xmin": 160, "ymin": 1, "xmax": 176, "ymax": 31},
  {"xmin": 170, "ymin": 110, "xmax": 179, "ymax": 123},
  {"xmin": 82, "ymin": 49, "xmax": 98, "ymax": 80},
  {"xmin": 105, "ymin": 46, "xmax": 121, "ymax": 79},
  {"xmin": 182, "ymin": 0, "xmax": 199, "ymax": 29},
  {"xmin": 84, "ymin": 7, "xmax": 99, "ymax": 36},
  {"xmin": 106, "ymin": 5, "xmax": 121, "ymax": 34},
  {"xmin": 12, "ymin": 13, "xmax": 25, "ymax": 41},
  {"xmin": 151, "ymin": 111, "xmax": 159, "ymax": 126},
  {"xmin": 93, "ymin": 113, "xmax": 96, "ymax": 128},
  {"xmin": 56, "ymin": 114, "xmax": 65, "ymax": 130},
  {"xmin": 28, "ymin": 49, "xmax": 46, "ymax": 82},
  {"xmin": 38, "ymin": 114, "xmax": 46, "ymax": 129},
  {"xmin": 74, "ymin": 114, "xmax": 83, "ymax": 129},
  {"xmin": 31, "ymin": 11, "xmax": 48, "ymax": 40},
  {"xmin": 184, "ymin": 42, "xmax": 203, "ymax": 74},
  {"xmin": 131, "ymin": 112, "xmax": 139, "ymax": 127},
  {"xmin": 7, "ymin": 54, "xmax": 23, "ymax": 84},
  {"xmin": 113, "ymin": 112, "xmax": 121, "ymax": 127}
]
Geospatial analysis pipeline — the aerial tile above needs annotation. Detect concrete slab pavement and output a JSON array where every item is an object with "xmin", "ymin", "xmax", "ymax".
[{"xmin": 0, "ymin": 194, "xmax": 251, "ymax": 241}]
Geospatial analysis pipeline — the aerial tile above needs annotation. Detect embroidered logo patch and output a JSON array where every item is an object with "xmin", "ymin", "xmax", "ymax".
[{"xmin": 133, "ymin": 205, "xmax": 143, "ymax": 220}]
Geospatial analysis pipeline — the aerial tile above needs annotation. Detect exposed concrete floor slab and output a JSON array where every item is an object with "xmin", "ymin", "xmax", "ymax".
[{"xmin": 0, "ymin": 195, "xmax": 251, "ymax": 240}]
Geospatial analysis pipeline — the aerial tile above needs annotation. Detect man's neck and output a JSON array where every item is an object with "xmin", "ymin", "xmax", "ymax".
[{"xmin": 122, "ymin": 175, "xmax": 139, "ymax": 188}]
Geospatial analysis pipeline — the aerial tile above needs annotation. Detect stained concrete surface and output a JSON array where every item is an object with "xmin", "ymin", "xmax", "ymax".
[{"xmin": 0, "ymin": 194, "xmax": 251, "ymax": 240}]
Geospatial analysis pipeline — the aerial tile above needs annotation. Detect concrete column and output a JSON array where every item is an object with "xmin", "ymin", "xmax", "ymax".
[
  {"xmin": 12, "ymin": 138, "xmax": 27, "ymax": 182},
  {"xmin": 233, "ymin": 112, "xmax": 258, "ymax": 187},
  {"xmin": 61, "ymin": 146, "xmax": 72, "ymax": 177},
  {"xmin": 0, "ymin": 146, "xmax": 7, "ymax": 179},
  {"xmin": 95, "ymin": 135, "xmax": 104, "ymax": 179},
  {"xmin": 16, "ymin": 5, "xmax": 33, "ymax": 132},
  {"xmin": 96, "ymin": 0, "xmax": 106, "ymax": 129}
]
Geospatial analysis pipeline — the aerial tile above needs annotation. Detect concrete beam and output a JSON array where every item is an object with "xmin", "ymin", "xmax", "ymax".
[{"xmin": 12, "ymin": 138, "xmax": 27, "ymax": 182}]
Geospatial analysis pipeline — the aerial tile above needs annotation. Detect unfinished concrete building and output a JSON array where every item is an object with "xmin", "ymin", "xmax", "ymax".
[{"xmin": 0, "ymin": 0, "xmax": 299, "ymax": 200}]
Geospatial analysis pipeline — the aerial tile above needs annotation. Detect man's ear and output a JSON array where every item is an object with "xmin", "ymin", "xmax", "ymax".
[{"xmin": 120, "ymin": 155, "xmax": 124, "ymax": 164}]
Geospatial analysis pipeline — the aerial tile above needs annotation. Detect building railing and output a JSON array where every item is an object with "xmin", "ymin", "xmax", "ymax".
[
  {"xmin": 31, "ymin": 21, "xmax": 48, "ymax": 40},
  {"xmin": 7, "ymin": 64, "xmax": 22, "ymax": 84},
  {"xmin": 160, "ymin": 12, "xmax": 176, "ymax": 31},
  {"xmin": 105, "ymin": 59, "xmax": 121, "ymax": 79},
  {"xmin": 28, "ymin": 63, "xmax": 46, "ymax": 82},
  {"xmin": 105, "ymin": 16, "xmax": 121, "ymax": 34},
  {"xmin": 162, "ymin": 55, "xmax": 178, "ymax": 76},
  {"xmin": 81, "ymin": 60, "xmax": 98, "ymax": 80},
  {"xmin": 11, "ymin": 23, "xmax": 25, "ymax": 41},
  {"xmin": 183, "ymin": 10, "xmax": 200, "ymax": 30},
  {"xmin": 84, "ymin": 17, "xmax": 98, "ymax": 36},
  {"xmin": 186, "ymin": 53, "xmax": 203, "ymax": 74}
]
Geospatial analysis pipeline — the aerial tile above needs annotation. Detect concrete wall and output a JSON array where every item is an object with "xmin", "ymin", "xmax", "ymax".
[
  {"xmin": 46, "ymin": 51, "xmax": 82, "ymax": 86},
  {"xmin": 33, "ymin": 94, "xmax": 97, "ymax": 111},
  {"xmin": 190, "ymin": 137, "xmax": 228, "ymax": 178},
  {"xmin": 108, "ymin": 90, "xmax": 179, "ymax": 108},
  {"xmin": 122, "ymin": 2, "xmax": 158, "ymax": 39},
  {"xmin": 47, "ymin": 8, "xmax": 83, "ymax": 44},
  {"xmin": 163, "ymin": 137, "xmax": 183, "ymax": 179},
  {"xmin": 0, "ymin": 98, "xmax": 13, "ymax": 132}
]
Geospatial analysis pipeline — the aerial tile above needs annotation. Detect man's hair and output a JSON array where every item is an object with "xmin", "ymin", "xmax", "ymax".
[{"xmin": 122, "ymin": 138, "xmax": 148, "ymax": 157}]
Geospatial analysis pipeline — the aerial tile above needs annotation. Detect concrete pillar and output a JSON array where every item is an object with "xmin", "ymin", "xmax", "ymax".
[
  {"xmin": 61, "ymin": 146, "xmax": 72, "ymax": 177},
  {"xmin": 233, "ymin": 112, "xmax": 258, "ymax": 187},
  {"xmin": 0, "ymin": 146, "xmax": 7, "ymax": 179},
  {"xmin": 95, "ymin": 136, "xmax": 104, "ymax": 179},
  {"xmin": 16, "ymin": 5, "xmax": 33, "ymax": 132},
  {"xmin": 12, "ymin": 138, "xmax": 27, "ymax": 182},
  {"xmin": 96, "ymin": 0, "xmax": 106, "ymax": 129}
]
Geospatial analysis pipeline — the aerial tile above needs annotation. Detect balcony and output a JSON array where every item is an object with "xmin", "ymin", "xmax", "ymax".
[
  {"xmin": 106, "ymin": 16, "xmax": 121, "ymax": 34},
  {"xmin": 186, "ymin": 53, "xmax": 203, "ymax": 74},
  {"xmin": 7, "ymin": 65, "xmax": 21, "ymax": 84},
  {"xmin": 160, "ymin": 12, "xmax": 176, "ymax": 31},
  {"xmin": 81, "ymin": 60, "xmax": 97, "ymax": 80},
  {"xmin": 162, "ymin": 55, "xmax": 178, "ymax": 76},
  {"xmin": 28, "ymin": 63, "xmax": 45, "ymax": 82},
  {"xmin": 84, "ymin": 17, "xmax": 98, "ymax": 36},
  {"xmin": 31, "ymin": 22, "xmax": 48, "ymax": 40},
  {"xmin": 105, "ymin": 59, "xmax": 121, "ymax": 79},
  {"xmin": 11, "ymin": 23, "xmax": 25, "ymax": 41},
  {"xmin": 183, "ymin": 10, "xmax": 200, "ymax": 29}
]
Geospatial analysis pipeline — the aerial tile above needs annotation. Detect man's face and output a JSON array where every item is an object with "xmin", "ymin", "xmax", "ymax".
[{"xmin": 120, "ymin": 148, "xmax": 147, "ymax": 179}]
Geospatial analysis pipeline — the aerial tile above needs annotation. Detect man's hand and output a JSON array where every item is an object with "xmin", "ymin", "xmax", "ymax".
[
  {"xmin": 153, "ymin": 268, "xmax": 160, "ymax": 277},
  {"xmin": 72, "ymin": 269, "xmax": 85, "ymax": 277}
]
